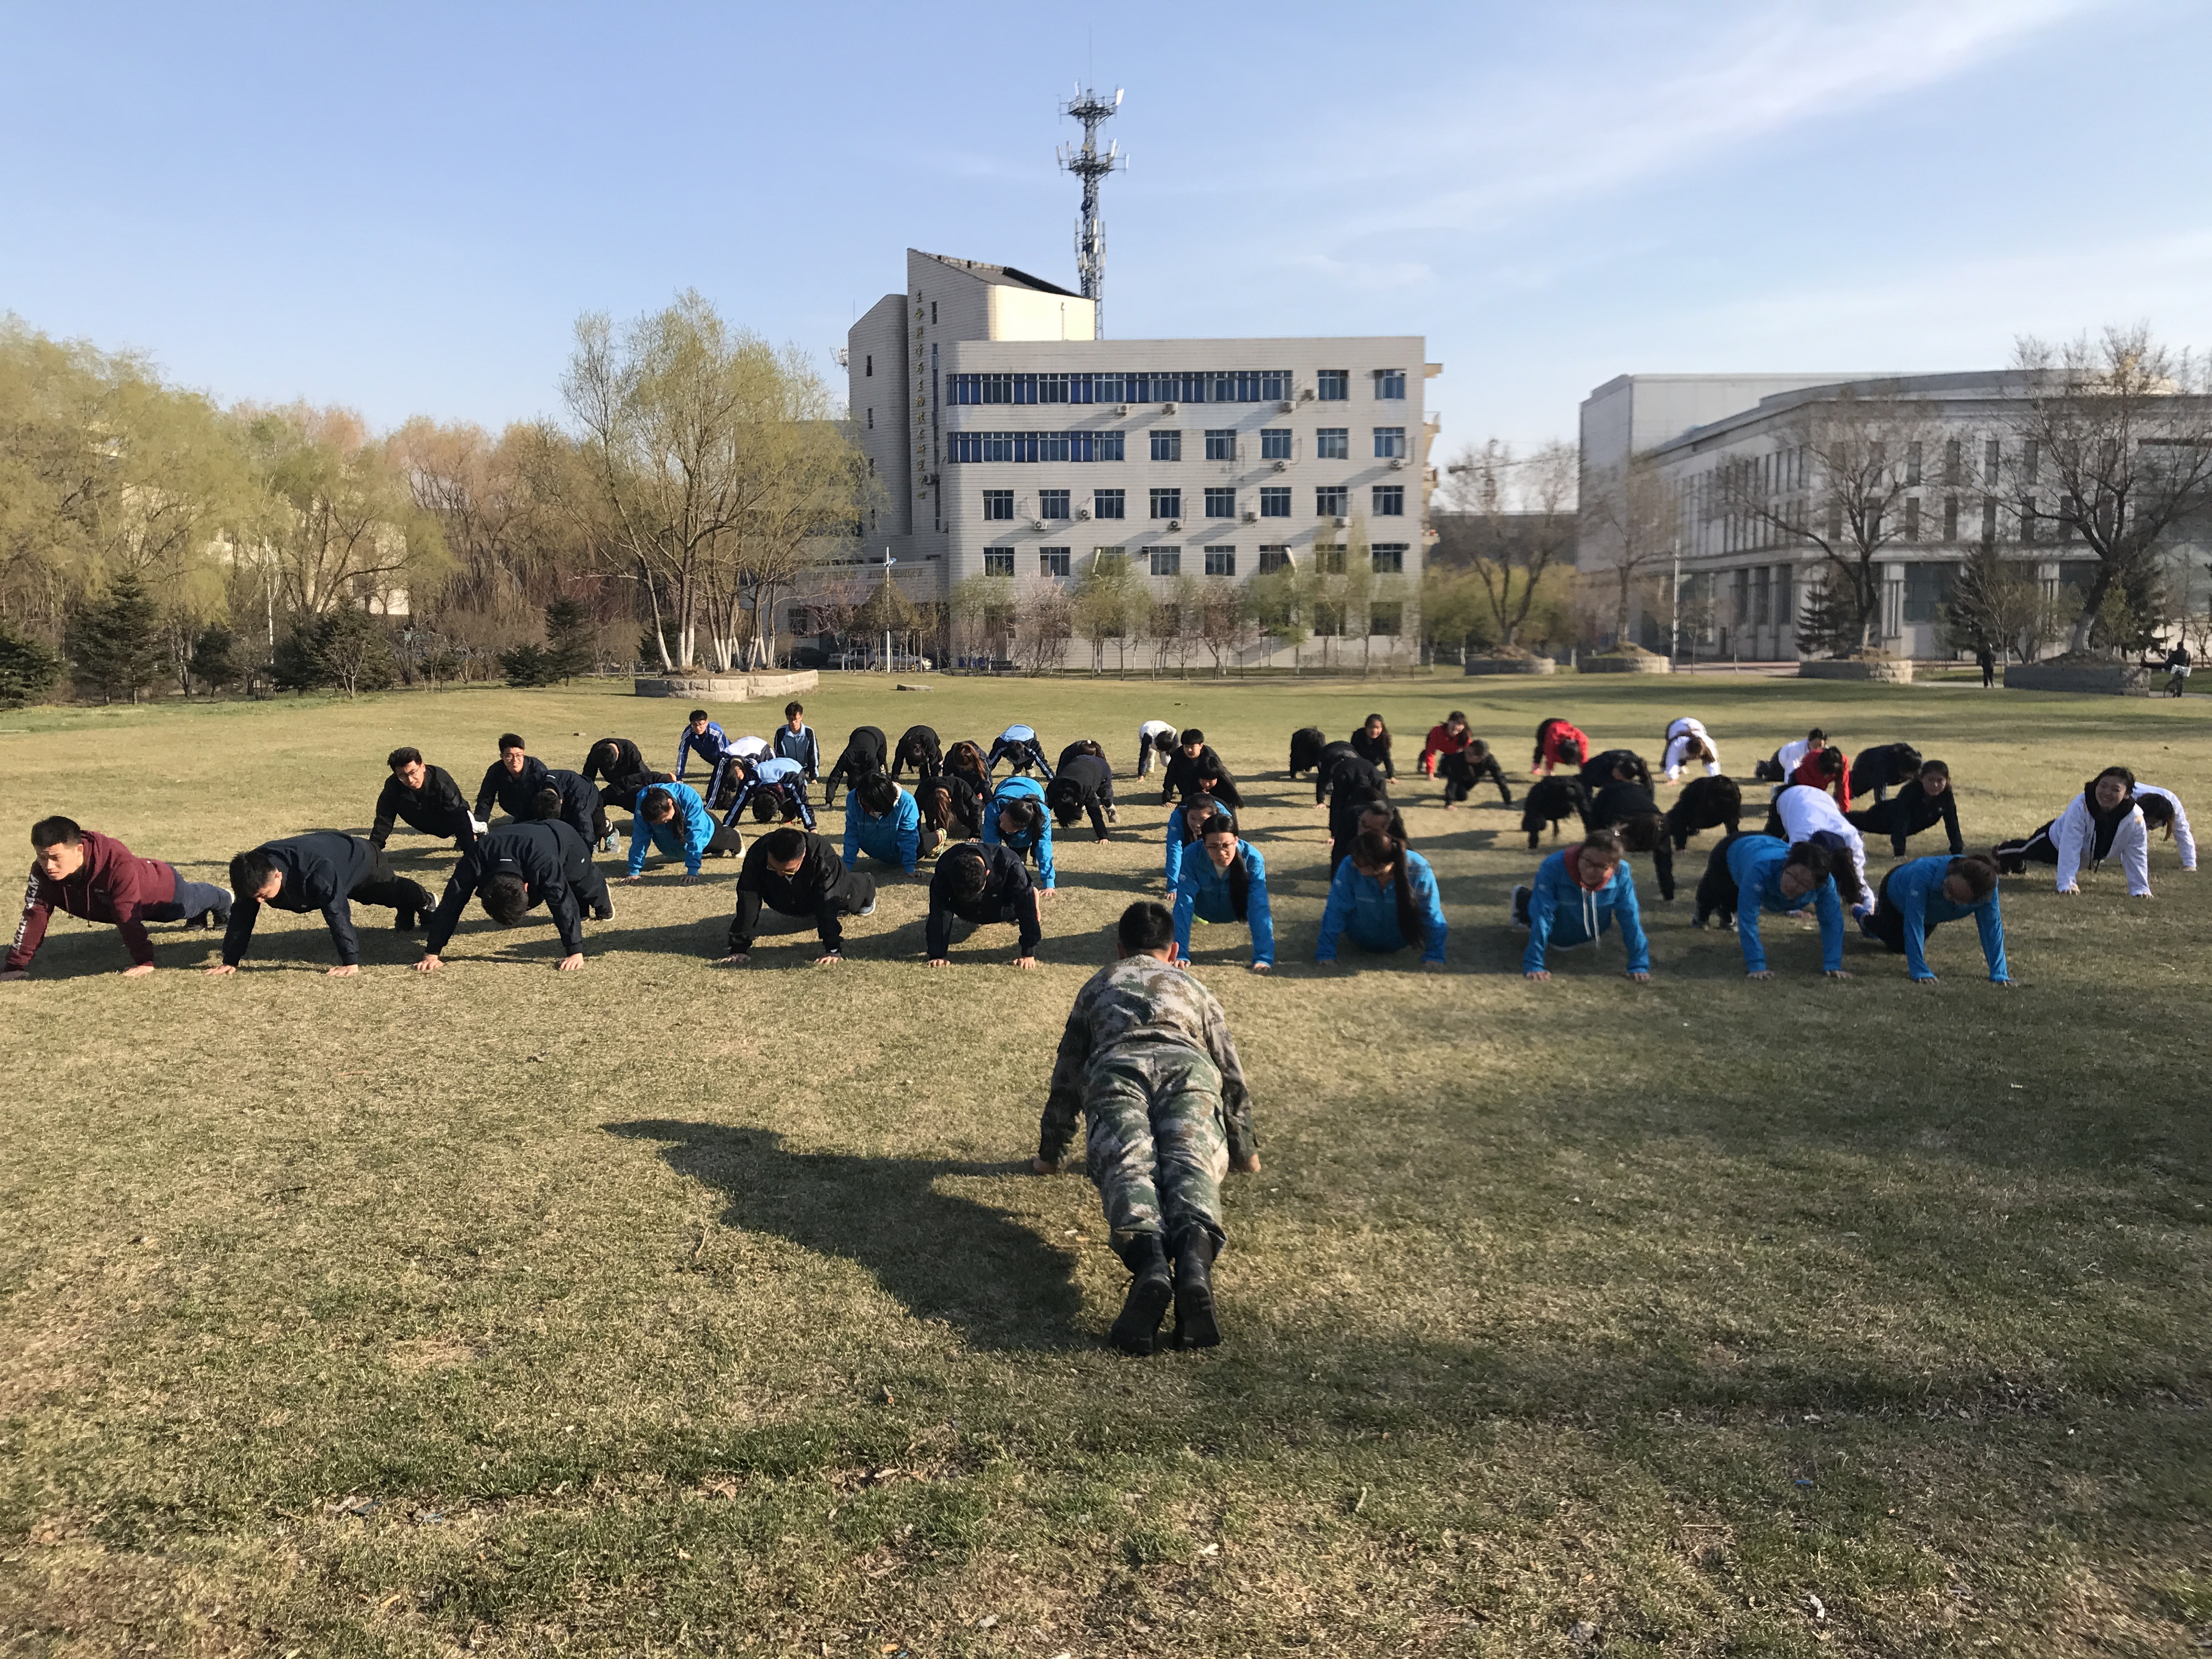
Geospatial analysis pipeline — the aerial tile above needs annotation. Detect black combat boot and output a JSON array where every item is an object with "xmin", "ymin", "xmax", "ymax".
[
  {"xmin": 1167, "ymin": 1227, "xmax": 1220, "ymax": 1350},
  {"xmin": 1109, "ymin": 1234, "xmax": 1173, "ymax": 1356}
]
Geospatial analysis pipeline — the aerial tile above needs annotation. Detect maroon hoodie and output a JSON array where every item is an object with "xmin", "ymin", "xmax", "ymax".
[{"xmin": 8, "ymin": 830, "xmax": 179, "ymax": 970}]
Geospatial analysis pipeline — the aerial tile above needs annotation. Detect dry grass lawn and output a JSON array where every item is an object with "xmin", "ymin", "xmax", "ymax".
[{"xmin": 0, "ymin": 670, "xmax": 2207, "ymax": 1657}]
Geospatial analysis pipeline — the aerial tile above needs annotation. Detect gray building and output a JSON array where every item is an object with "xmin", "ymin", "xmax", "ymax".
[{"xmin": 840, "ymin": 250, "xmax": 1438, "ymax": 659}]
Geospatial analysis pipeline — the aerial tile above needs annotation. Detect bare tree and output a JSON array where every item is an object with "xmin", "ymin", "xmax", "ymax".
[
  {"xmin": 1011, "ymin": 579, "xmax": 1075, "ymax": 675},
  {"xmin": 1438, "ymin": 438, "xmax": 1577, "ymax": 649},
  {"xmin": 1581, "ymin": 452, "xmax": 1675, "ymax": 641},
  {"xmin": 2007, "ymin": 326, "xmax": 2212, "ymax": 656}
]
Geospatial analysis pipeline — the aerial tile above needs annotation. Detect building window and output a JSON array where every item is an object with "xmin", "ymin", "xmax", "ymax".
[
  {"xmin": 1374, "ymin": 368, "xmax": 1406, "ymax": 400},
  {"xmin": 1203, "ymin": 546, "xmax": 1237, "ymax": 576},
  {"xmin": 1311, "ymin": 600, "xmax": 1344, "ymax": 635},
  {"xmin": 2024, "ymin": 440, "xmax": 2040, "ymax": 484},
  {"xmin": 1204, "ymin": 487, "xmax": 1235, "ymax": 518},
  {"xmin": 1985, "ymin": 438, "xmax": 2001, "ymax": 480},
  {"xmin": 1259, "ymin": 487, "xmax": 1290, "ymax": 518},
  {"xmin": 1204, "ymin": 429, "xmax": 1234, "ymax": 461},
  {"xmin": 1316, "ymin": 428, "xmax": 1349, "ymax": 459},
  {"xmin": 1904, "ymin": 497, "xmax": 1921, "ymax": 541},
  {"xmin": 984, "ymin": 549, "xmax": 1015, "ymax": 577},
  {"xmin": 1037, "ymin": 374, "xmax": 1070, "ymax": 403},
  {"xmin": 1150, "ymin": 488, "xmax": 1182, "ymax": 520},
  {"xmin": 1369, "ymin": 601, "xmax": 1402, "ymax": 635},
  {"xmin": 1733, "ymin": 568, "xmax": 1750, "ymax": 624},
  {"xmin": 1753, "ymin": 565, "xmax": 1771, "ymax": 624},
  {"xmin": 1094, "ymin": 488, "xmax": 1126, "ymax": 520},
  {"xmin": 1372, "ymin": 485, "xmax": 1404, "ymax": 516},
  {"xmin": 1943, "ymin": 439, "xmax": 1961, "ymax": 486},
  {"xmin": 1257, "ymin": 545, "xmax": 1291, "ymax": 573},
  {"xmin": 1370, "ymin": 543, "xmax": 1406, "ymax": 574},
  {"xmin": 1150, "ymin": 548, "xmax": 1182, "ymax": 576},
  {"xmin": 867, "ymin": 408, "xmax": 873, "ymax": 428},
  {"xmin": 982, "ymin": 490, "xmax": 1014, "ymax": 521},
  {"xmin": 1904, "ymin": 562, "xmax": 1955, "ymax": 624},
  {"xmin": 1317, "ymin": 370, "xmax": 1348, "ymax": 401},
  {"xmin": 1905, "ymin": 442, "xmax": 1922, "ymax": 487},
  {"xmin": 1775, "ymin": 566, "xmax": 1793, "ymax": 630},
  {"xmin": 1313, "ymin": 541, "xmax": 1346, "ymax": 575},
  {"xmin": 865, "ymin": 354, "xmax": 873, "ymax": 376},
  {"xmin": 1040, "ymin": 488, "xmax": 1070, "ymax": 519},
  {"xmin": 1041, "ymin": 548, "xmax": 1071, "ymax": 578},
  {"xmin": 930, "ymin": 301, "xmax": 937, "ymax": 324},
  {"xmin": 1982, "ymin": 497, "xmax": 1997, "ymax": 546},
  {"xmin": 1260, "ymin": 428, "xmax": 1292, "ymax": 460},
  {"xmin": 1373, "ymin": 427, "xmax": 1406, "ymax": 459},
  {"xmin": 1150, "ymin": 430, "xmax": 1182, "ymax": 461},
  {"xmin": 1942, "ymin": 495, "xmax": 1959, "ymax": 541},
  {"xmin": 1316, "ymin": 486, "xmax": 1348, "ymax": 517}
]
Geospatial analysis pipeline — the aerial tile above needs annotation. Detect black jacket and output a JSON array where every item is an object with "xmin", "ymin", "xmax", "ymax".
[
  {"xmin": 1667, "ymin": 776, "xmax": 1742, "ymax": 847},
  {"xmin": 1350, "ymin": 727, "xmax": 1395, "ymax": 778},
  {"xmin": 921, "ymin": 769, "xmax": 983, "ymax": 838},
  {"xmin": 425, "ymin": 819, "xmax": 601, "ymax": 957},
  {"xmin": 1288, "ymin": 726, "xmax": 1329, "ymax": 777},
  {"xmin": 1521, "ymin": 776, "xmax": 1591, "ymax": 845},
  {"xmin": 476, "ymin": 754, "xmax": 553, "ymax": 820},
  {"xmin": 822, "ymin": 726, "xmax": 889, "ymax": 803},
  {"xmin": 728, "ymin": 833, "xmax": 870, "ymax": 953},
  {"xmin": 1046, "ymin": 753, "xmax": 1116, "ymax": 837},
  {"xmin": 223, "ymin": 831, "xmax": 380, "ymax": 967},
  {"xmin": 926, "ymin": 842, "xmax": 1041, "ymax": 957},
  {"xmin": 1848, "ymin": 743, "xmax": 1922, "ymax": 800},
  {"xmin": 1317, "ymin": 749, "xmax": 1384, "ymax": 807},
  {"xmin": 1160, "ymin": 744, "xmax": 1224, "ymax": 803},
  {"xmin": 1578, "ymin": 749, "xmax": 1651, "ymax": 792},
  {"xmin": 371, "ymin": 764, "xmax": 471, "ymax": 847},
  {"xmin": 1592, "ymin": 781, "xmax": 1673, "ymax": 899},
  {"xmin": 1444, "ymin": 747, "xmax": 1513, "ymax": 803},
  {"xmin": 581, "ymin": 736, "xmax": 655, "ymax": 798},
  {"xmin": 890, "ymin": 725, "xmax": 941, "ymax": 779},
  {"xmin": 1849, "ymin": 777, "xmax": 1963, "ymax": 856},
  {"xmin": 535, "ymin": 768, "xmax": 603, "ymax": 844}
]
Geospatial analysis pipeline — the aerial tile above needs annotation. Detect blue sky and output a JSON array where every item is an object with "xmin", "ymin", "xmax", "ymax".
[{"xmin": 4, "ymin": 0, "xmax": 2207, "ymax": 460}]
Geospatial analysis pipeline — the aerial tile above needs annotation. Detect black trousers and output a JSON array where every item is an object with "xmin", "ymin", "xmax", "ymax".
[
  {"xmin": 390, "ymin": 803, "xmax": 477, "ymax": 853},
  {"xmin": 360, "ymin": 849, "xmax": 440, "ymax": 925},
  {"xmin": 1994, "ymin": 820, "xmax": 2059, "ymax": 867},
  {"xmin": 1443, "ymin": 755, "xmax": 1511, "ymax": 805},
  {"xmin": 1693, "ymin": 832, "xmax": 1753, "ymax": 926},
  {"xmin": 1863, "ymin": 866, "xmax": 1909, "ymax": 953}
]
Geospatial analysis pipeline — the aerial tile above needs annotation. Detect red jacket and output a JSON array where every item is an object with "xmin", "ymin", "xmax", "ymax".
[
  {"xmin": 1533, "ymin": 719, "xmax": 1591, "ymax": 774},
  {"xmin": 1419, "ymin": 723, "xmax": 1472, "ymax": 776},
  {"xmin": 1790, "ymin": 748, "xmax": 1853, "ymax": 812},
  {"xmin": 7, "ymin": 830, "xmax": 178, "ymax": 970}
]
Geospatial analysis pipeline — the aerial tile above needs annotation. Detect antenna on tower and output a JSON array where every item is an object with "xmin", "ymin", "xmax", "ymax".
[{"xmin": 1057, "ymin": 84, "xmax": 1125, "ymax": 339}]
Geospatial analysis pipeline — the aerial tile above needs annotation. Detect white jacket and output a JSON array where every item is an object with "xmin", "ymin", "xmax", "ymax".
[
  {"xmin": 1662, "ymin": 717, "xmax": 1721, "ymax": 781},
  {"xmin": 2136, "ymin": 785, "xmax": 2196, "ymax": 870},
  {"xmin": 1773, "ymin": 784, "xmax": 1872, "ymax": 909},
  {"xmin": 1776, "ymin": 737, "xmax": 1814, "ymax": 777},
  {"xmin": 2053, "ymin": 794, "xmax": 2149, "ymax": 894}
]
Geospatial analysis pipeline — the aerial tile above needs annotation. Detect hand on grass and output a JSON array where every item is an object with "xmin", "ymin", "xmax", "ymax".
[
  {"xmin": 1626, "ymin": 970, "xmax": 1650, "ymax": 983},
  {"xmin": 1421, "ymin": 960, "xmax": 1446, "ymax": 973},
  {"xmin": 0, "ymin": 970, "xmax": 27, "ymax": 982},
  {"xmin": 205, "ymin": 963, "xmax": 237, "ymax": 977},
  {"xmin": 622, "ymin": 874, "xmax": 645, "ymax": 885},
  {"xmin": 926, "ymin": 957, "xmax": 951, "ymax": 969},
  {"xmin": 1013, "ymin": 955, "xmax": 1039, "ymax": 970},
  {"xmin": 1525, "ymin": 969, "xmax": 1550, "ymax": 981},
  {"xmin": 1030, "ymin": 1155, "xmax": 1061, "ymax": 1175},
  {"xmin": 716, "ymin": 953, "xmax": 750, "ymax": 967},
  {"xmin": 556, "ymin": 954, "xmax": 584, "ymax": 972},
  {"xmin": 1231, "ymin": 1154, "xmax": 1261, "ymax": 1175},
  {"xmin": 1747, "ymin": 969, "xmax": 1775, "ymax": 980},
  {"xmin": 1248, "ymin": 962, "xmax": 1271, "ymax": 975},
  {"xmin": 2056, "ymin": 886, "xmax": 2079, "ymax": 896},
  {"xmin": 326, "ymin": 964, "xmax": 359, "ymax": 978},
  {"xmin": 121, "ymin": 964, "xmax": 155, "ymax": 978},
  {"xmin": 813, "ymin": 952, "xmax": 843, "ymax": 966},
  {"xmin": 1824, "ymin": 969, "xmax": 1853, "ymax": 979},
  {"xmin": 680, "ymin": 874, "xmax": 699, "ymax": 885},
  {"xmin": 414, "ymin": 955, "xmax": 443, "ymax": 973}
]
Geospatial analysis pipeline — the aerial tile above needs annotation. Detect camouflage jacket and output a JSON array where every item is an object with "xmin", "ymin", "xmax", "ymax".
[{"xmin": 1039, "ymin": 955, "xmax": 1256, "ymax": 1163}]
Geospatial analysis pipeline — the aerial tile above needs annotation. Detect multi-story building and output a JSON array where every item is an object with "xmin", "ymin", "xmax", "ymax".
[{"xmin": 840, "ymin": 249, "xmax": 1438, "ymax": 659}]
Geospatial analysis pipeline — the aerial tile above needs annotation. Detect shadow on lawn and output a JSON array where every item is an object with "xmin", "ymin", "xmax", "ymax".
[{"xmin": 603, "ymin": 1120, "xmax": 1087, "ymax": 1351}]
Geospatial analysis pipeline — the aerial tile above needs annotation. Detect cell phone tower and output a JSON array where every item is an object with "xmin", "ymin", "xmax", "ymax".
[{"xmin": 1057, "ymin": 86, "xmax": 1125, "ymax": 338}]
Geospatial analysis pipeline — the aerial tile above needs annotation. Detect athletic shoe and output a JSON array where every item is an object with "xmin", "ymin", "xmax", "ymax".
[
  {"xmin": 1857, "ymin": 911, "xmax": 1880, "ymax": 940},
  {"xmin": 1508, "ymin": 883, "xmax": 1531, "ymax": 929},
  {"xmin": 592, "ymin": 899, "xmax": 615, "ymax": 922},
  {"xmin": 859, "ymin": 900, "xmax": 876, "ymax": 917},
  {"xmin": 1107, "ymin": 805, "xmax": 1119, "ymax": 824}
]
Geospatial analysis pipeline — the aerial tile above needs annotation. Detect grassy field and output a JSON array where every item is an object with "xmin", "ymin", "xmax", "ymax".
[{"xmin": 1, "ymin": 670, "xmax": 2207, "ymax": 1658}]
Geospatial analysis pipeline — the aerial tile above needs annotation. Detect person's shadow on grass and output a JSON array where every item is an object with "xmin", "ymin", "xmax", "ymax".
[{"xmin": 602, "ymin": 1120, "xmax": 1086, "ymax": 1351}]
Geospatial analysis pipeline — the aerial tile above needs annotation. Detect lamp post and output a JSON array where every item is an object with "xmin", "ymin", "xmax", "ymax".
[
  {"xmin": 880, "ymin": 546, "xmax": 896, "ymax": 670},
  {"xmin": 1669, "ymin": 546, "xmax": 1682, "ymax": 664}
]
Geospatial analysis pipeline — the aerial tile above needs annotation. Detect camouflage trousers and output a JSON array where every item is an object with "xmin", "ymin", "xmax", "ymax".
[{"xmin": 1084, "ymin": 1048, "xmax": 1229, "ymax": 1250}]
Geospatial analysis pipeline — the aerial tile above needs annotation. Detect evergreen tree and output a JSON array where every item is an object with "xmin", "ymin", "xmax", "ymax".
[
  {"xmin": 271, "ymin": 619, "xmax": 323, "ymax": 693},
  {"xmin": 1793, "ymin": 581, "xmax": 1862, "ymax": 660},
  {"xmin": 189, "ymin": 626, "xmax": 240, "ymax": 693},
  {"xmin": 544, "ymin": 597, "xmax": 595, "ymax": 681},
  {"xmin": 498, "ymin": 642, "xmax": 560, "ymax": 687},
  {"xmin": 314, "ymin": 606, "xmax": 398, "ymax": 698},
  {"xmin": 0, "ymin": 620, "xmax": 64, "ymax": 708},
  {"xmin": 64, "ymin": 573, "xmax": 166, "ymax": 703}
]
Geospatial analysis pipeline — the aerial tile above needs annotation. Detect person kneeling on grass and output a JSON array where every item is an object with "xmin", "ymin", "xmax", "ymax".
[
  {"xmin": 1441, "ymin": 738, "xmax": 1514, "ymax": 809},
  {"xmin": 625, "ymin": 780, "xmax": 741, "ymax": 883},
  {"xmin": 1172, "ymin": 812, "xmax": 1273, "ymax": 974},
  {"xmin": 1046, "ymin": 747, "xmax": 1118, "ymax": 840},
  {"xmin": 720, "ymin": 755, "xmax": 817, "ymax": 832},
  {"xmin": 371, "ymin": 748, "xmax": 483, "ymax": 854},
  {"xmin": 983, "ymin": 775, "xmax": 1057, "ymax": 889},
  {"xmin": 1317, "ymin": 829, "xmax": 1447, "ymax": 972},
  {"xmin": 213, "ymin": 832, "xmax": 438, "ymax": 977},
  {"xmin": 1847, "ymin": 759, "xmax": 1963, "ymax": 860},
  {"xmin": 416, "ymin": 808, "xmax": 613, "ymax": 974},
  {"xmin": 4, "ymin": 816, "xmax": 232, "ymax": 980},
  {"xmin": 925, "ymin": 842, "xmax": 1041, "ymax": 970},
  {"xmin": 1034, "ymin": 900, "xmax": 1260, "ymax": 1356},
  {"xmin": 719, "ymin": 826, "xmax": 875, "ymax": 967},
  {"xmin": 1859, "ymin": 853, "xmax": 2013, "ymax": 986},
  {"xmin": 844, "ymin": 773, "xmax": 934, "ymax": 877},
  {"xmin": 984, "ymin": 724, "xmax": 1056, "ymax": 783},
  {"xmin": 1692, "ymin": 833, "xmax": 1849, "ymax": 981},
  {"xmin": 1512, "ymin": 827, "xmax": 1651, "ymax": 983}
]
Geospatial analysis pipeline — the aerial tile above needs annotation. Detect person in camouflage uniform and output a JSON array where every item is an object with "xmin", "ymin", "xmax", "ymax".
[{"xmin": 1035, "ymin": 901, "xmax": 1260, "ymax": 1355}]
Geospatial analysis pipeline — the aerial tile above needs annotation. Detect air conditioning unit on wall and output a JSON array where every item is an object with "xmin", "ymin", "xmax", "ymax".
[
  {"xmin": 1389, "ymin": 458, "xmax": 1406, "ymax": 470},
  {"xmin": 1278, "ymin": 399, "xmax": 1294, "ymax": 413},
  {"xmin": 1167, "ymin": 519, "xmax": 1181, "ymax": 531},
  {"xmin": 1243, "ymin": 510, "xmax": 1259, "ymax": 523},
  {"xmin": 1033, "ymin": 518, "xmax": 1051, "ymax": 531},
  {"xmin": 1076, "ymin": 507, "xmax": 1091, "ymax": 520},
  {"xmin": 1272, "ymin": 460, "xmax": 1287, "ymax": 472},
  {"xmin": 1161, "ymin": 402, "xmax": 1176, "ymax": 414}
]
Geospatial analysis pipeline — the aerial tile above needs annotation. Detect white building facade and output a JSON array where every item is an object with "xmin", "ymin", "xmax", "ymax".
[{"xmin": 842, "ymin": 250, "xmax": 1437, "ymax": 656}]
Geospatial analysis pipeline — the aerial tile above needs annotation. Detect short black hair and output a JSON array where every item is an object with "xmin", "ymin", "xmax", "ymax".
[
  {"xmin": 590, "ymin": 738, "xmax": 623, "ymax": 769},
  {"xmin": 1448, "ymin": 710, "xmax": 1466, "ymax": 723},
  {"xmin": 1198, "ymin": 812, "xmax": 1237, "ymax": 839},
  {"xmin": 30, "ymin": 815, "xmax": 82, "ymax": 849},
  {"xmin": 387, "ymin": 746, "xmax": 422, "ymax": 770},
  {"xmin": 857, "ymin": 774, "xmax": 898, "ymax": 816},
  {"xmin": 944, "ymin": 843, "xmax": 990, "ymax": 899},
  {"xmin": 784, "ymin": 701, "xmax": 804, "ymax": 718},
  {"xmin": 1118, "ymin": 900, "xmax": 1175, "ymax": 953},
  {"xmin": 1466, "ymin": 738, "xmax": 1489, "ymax": 760},
  {"xmin": 689, "ymin": 708, "xmax": 710, "ymax": 723},
  {"xmin": 1807, "ymin": 728, "xmax": 1825, "ymax": 743},
  {"xmin": 641, "ymin": 787, "xmax": 678, "ymax": 822},
  {"xmin": 230, "ymin": 848, "xmax": 278, "ymax": 896},
  {"xmin": 1613, "ymin": 813, "xmax": 1665, "ymax": 854},
  {"xmin": 531, "ymin": 787, "xmax": 563, "ymax": 820},
  {"xmin": 1784, "ymin": 840, "xmax": 1835, "ymax": 879},
  {"xmin": 1948, "ymin": 854, "xmax": 2000, "ymax": 900},
  {"xmin": 479, "ymin": 873, "xmax": 531, "ymax": 925},
  {"xmin": 1180, "ymin": 728, "xmax": 1204, "ymax": 746},
  {"xmin": 2140, "ymin": 791, "xmax": 2175, "ymax": 828},
  {"xmin": 1558, "ymin": 738, "xmax": 1583, "ymax": 765},
  {"xmin": 761, "ymin": 826, "xmax": 808, "ymax": 862},
  {"xmin": 498, "ymin": 733, "xmax": 526, "ymax": 753},
  {"xmin": 1043, "ymin": 776, "xmax": 1081, "ymax": 826}
]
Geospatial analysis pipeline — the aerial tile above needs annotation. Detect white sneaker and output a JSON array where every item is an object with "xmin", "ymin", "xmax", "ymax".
[{"xmin": 859, "ymin": 900, "xmax": 877, "ymax": 917}]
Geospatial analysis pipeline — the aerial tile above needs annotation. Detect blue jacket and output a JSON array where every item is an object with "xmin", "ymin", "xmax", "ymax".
[
  {"xmin": 1317, "ymin": 847, "xmax": 1447, "ymax": 964},
  {"xmin": 981, "ymin": 775, "xmax": 1055, "ymax": 888},
  {"xmin": 845, "ymin": 787, "xmax": 921, "ymax": 873},
  {"xmin": 773, "ymin": 723, "xmax": 820, "ymax": 776},
  {"xmin": 1885, "ymin": 854, "xmax": 2008, "ymax": 981},
  {"xmin": 675, "ymin": 720, "xmax": 735, "ymax": 780},
  {"xmin": 1522, "ymin": 849, "xmax": 1649, "ymax": 975},
  {"xmin": 1172, "ymin": 841, "xmax": 1274, "ymax": 966},
  {"xmin": 722, "ymin": 755, "xmax": 817, "ymax": 831},
  {"xmin": 1727, "ymin": 833, "xmax": 1844, "ymax": 973},
  {"xmin": 627, "ymin": 782, "xmax": 716, "ymax": 877}
]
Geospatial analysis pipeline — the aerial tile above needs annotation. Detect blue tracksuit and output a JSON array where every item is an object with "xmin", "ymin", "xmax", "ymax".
[
  {"xmin": 981, "ymin": 775, "xmax": 1055, "ymax": 888},
  {"xmin": 1728, "ymin": 833, "xmax": 1844, "ymax": 973},
  {"xmin": 845, "ymin": 788, "xmax": 922, "ymax": 874},
  {"xmin": 627, "ymin": 781, "xmax": 717, "ymax": 877},
  {"xmin": 1521, "ymin": 849, "xmax": 1650, "ymax": 975},
  {"xmin": 1316, "ymin": 847, "xmax": 1447, "ymax": 965},
  {"xmin": 1875, "ymin": 854, "xmax": 2009, "ymax": 981},
  {"xmin": 984, "ymin": 725, "xmax": 1054, "ymax": 782},
  {"xmin": 1172, "ymin": 842, "xmax": 1274, "ymax": 966},
  {"xmin": 676, "ymin": 721, "xmax": 742, "ymax": 801},
  {"xmin": 774, "ymin": 723, "xmax": 820, "ymax": 777},
  {"xmin": 1163, "ymin": 800, "xmax": 1209, "ymax": 887},
  {"xmin": 721, "ymin": 756, "xmax": 816, "ymax": 832}
]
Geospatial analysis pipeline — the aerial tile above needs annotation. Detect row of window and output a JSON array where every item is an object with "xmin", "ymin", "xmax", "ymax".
[
  {"xmin": 945, "ymin": 368, "xmax": 1406, "ymax": 405},
  {"xmin": 979, "ymin": 486, "xmax": 1404, "ymax": 521},
  {"xmin": 980, "ymin": 544, "xmax": 1409, "ymax": 578},
  {"xmin": 950, "ymin": 426, "xmax": 1406, "ymax": 463}
]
